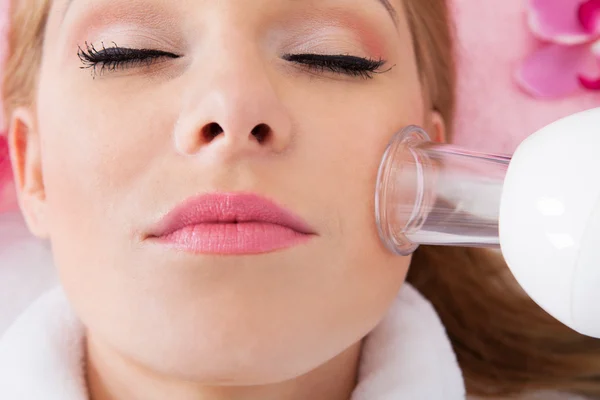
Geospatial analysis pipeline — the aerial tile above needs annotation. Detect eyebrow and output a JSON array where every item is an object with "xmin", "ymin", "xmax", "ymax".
[
  {"xmin": 62, "ymin": 0, "xmax": 74, "ymax": 21},
  {"xmin": 63, "ymin": 0, "xmax": 398, "ymax": 25},
  {"xmin": 377, "ymin": 0, "xmax": 398, "ymax": 24}
]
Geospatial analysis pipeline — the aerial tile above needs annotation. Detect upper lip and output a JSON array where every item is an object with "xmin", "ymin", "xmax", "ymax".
[{"xmin": 147, "ymin": 192, "xmax": 316, "ymax": 238}]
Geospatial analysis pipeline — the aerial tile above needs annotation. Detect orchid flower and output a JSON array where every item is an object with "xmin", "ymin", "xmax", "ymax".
[{"xmin": 518, "ymin": 0, "xmax": 600, "ymax": 98}]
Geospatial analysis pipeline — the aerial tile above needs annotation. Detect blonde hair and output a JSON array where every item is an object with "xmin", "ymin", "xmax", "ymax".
[{"xmin": 4, "ymin": 0, "xmax": 600, "ymax": 398}]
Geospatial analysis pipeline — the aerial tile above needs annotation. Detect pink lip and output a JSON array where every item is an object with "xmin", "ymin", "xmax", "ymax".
[{"xmin": 146, "ymin": 193, "xmax": 316, "ymax": 255}]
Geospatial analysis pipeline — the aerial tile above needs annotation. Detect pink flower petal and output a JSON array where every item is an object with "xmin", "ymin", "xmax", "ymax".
[
  {"xmin": 578, "ymin": 74, "xmax": 600, "ymax": 88},
  {"xmin": 516, "ymin": 43, "xmax": 599, "ymax": 98},
  {"xmin": 578, "ymin": 39, "xmax": 600, "ymax": 88},
  {"xmin": 578, "ymin": 0, "xmax": 600, "ymax": 34},
  {"xmin": 528, "ymin": 0, "xmax": 592, "ymax": 44}
]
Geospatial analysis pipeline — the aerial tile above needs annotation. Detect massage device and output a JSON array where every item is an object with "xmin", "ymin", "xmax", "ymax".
[{"xmin": 376, "ymin": 108, "xmax": 600, "ymax": 338}]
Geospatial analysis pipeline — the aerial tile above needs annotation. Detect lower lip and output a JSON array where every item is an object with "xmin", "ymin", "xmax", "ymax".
[{"xmin": 151, "ymin": 222, "xmax": 312, "ymax": 255}]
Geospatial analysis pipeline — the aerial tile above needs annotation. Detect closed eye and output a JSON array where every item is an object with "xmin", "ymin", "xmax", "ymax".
[
  {"xmin": 282, "ymin": 53, "xmax": 390, "ymax": 79},
  {"xmin": 77, "ymin": 42, "xmax": 180, "ymax": 78}
]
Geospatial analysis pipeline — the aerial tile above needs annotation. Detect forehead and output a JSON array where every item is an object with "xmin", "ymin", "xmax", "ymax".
[{"xmin": 56, "ymin": 0, "xmax": 400, "ymax": 25}]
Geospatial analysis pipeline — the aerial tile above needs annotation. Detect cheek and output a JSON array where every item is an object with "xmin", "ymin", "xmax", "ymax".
[
  {"xmin": 286, "ymin": 79, "xmax": 422, "ymax": 321},
  {"xmin": 296, "ymin": 78, "xmax": 425, "ymax": 251},
  {"xmin": 35, "ymin": 78, "xmax": 180, "ymax": 304},
  {"xmin": 37, "ymin": 77, "xmax": 176, "ymax": 236}
]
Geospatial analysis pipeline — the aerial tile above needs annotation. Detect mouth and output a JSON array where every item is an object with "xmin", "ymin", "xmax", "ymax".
[{"xmin": 145, "ymin": 192, "xmax": 316, "ymax": 255}]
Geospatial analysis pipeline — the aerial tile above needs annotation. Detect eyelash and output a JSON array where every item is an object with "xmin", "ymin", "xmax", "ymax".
[
  {"xmin": 77, "ymin": 42, "xmax": 390, "ymax": 79},
  {"xmin": 282, "ymin": 53, "xmax": 388, "ymax": 79},
  {"xmin": 77, "ymin": 42, "xmax": 178, "ymax": 77}
]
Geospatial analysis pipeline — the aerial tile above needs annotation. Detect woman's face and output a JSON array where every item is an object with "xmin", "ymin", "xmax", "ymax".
[{"xmin": 14, "ymin": 0, "xmax": 436, "ymax": 384}]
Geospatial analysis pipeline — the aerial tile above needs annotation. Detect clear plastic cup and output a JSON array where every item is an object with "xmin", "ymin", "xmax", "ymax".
[{"xmin": 375, "ymin": 126, "xmax": 511, "ymax": 256}]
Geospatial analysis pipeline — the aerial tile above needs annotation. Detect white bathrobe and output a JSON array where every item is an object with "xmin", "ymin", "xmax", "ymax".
[{"xmin": 0, "ymin": 212, "xmax": 588, "ymax": 400}]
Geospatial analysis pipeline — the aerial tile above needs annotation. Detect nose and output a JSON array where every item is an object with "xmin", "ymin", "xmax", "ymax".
[{"xmin": 174, "ymin": 51, "xmax": 293, "ymax": 158}]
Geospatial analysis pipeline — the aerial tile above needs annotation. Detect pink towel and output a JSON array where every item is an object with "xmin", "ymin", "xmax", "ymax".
[{"xmin": 451, "ymin": 0, "xmax": 600, "ymax": 154}]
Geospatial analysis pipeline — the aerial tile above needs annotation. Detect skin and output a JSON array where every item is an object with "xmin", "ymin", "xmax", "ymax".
[{"xmin": 9, "ymin": 0, "xmax": 445, "ymax": 399}]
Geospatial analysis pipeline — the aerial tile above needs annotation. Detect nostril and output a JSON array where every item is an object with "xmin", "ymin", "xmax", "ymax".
[
  {"xmin": 251, "ymin": 123, "xmax": 271, "ymax": 144},
  {"xmin": 201, "ymin": 123, "xmax": 224, "ymax": 142}
]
